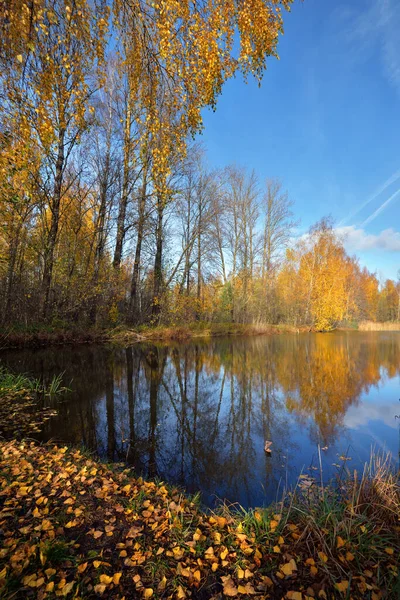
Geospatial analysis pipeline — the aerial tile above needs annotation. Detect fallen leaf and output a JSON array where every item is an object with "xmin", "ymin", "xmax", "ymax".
[
  {"xmin": 286, "ymin": 592, "xmax": 302, "ymax": 600},
  {"xmin": 222, "ymin": 575, "xmax": 239, "ymax": 596},
  {"xmin": 335, "ymin": 581, "xmax": 349, "ymax": 594}
]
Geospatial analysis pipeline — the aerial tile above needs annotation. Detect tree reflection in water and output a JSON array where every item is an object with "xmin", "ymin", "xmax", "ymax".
[{"xmin": 2, "ymin": 332, "xmax": 399, "ymax": 507}]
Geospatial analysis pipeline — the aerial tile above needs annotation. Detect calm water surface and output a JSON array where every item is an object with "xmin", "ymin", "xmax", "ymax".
[{"xmin": 1, "ymin": 332, "xmax": 399, "ymax": 508}]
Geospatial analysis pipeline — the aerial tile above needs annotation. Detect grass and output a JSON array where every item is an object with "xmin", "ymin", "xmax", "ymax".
[
  {"xmin": 359, "ymin": 320, "xmax": 400, "ymax": 331},
  {"xmin": 0, "ymin": 366, "xmax": 70, "ymax": 396}
]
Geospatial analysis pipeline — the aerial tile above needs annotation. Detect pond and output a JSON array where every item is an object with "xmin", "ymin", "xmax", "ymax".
[{"xmin": 1, "ymin": 331, "xmax": 399, "ymax": 508}]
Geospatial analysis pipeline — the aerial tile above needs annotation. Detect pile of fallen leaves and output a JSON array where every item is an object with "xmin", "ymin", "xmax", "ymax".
[
  {"xmin": 0, "ymin": 389, "xmax": 57, "ymax": 439},
  {"xmin": 0, "ymin": 441, "xmax": 399, "ymax": 599}
]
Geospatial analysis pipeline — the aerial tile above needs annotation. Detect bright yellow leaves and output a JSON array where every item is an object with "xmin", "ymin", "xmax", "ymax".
[{"xmin": 112, "ymin": 0, "xmax": 293, "ymax": 190}]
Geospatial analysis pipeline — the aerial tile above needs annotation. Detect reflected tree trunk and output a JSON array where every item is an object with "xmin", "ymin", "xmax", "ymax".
[{"xmin": 105, "ymin": 358, "xmax": 115, "ymax": 459}]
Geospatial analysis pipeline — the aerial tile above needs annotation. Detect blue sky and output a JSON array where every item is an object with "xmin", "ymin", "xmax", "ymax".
[{"xmin": 200, "ymin": 0, "xmax": 400, "ymax": 281}]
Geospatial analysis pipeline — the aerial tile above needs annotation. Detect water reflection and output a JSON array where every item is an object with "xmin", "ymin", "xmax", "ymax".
[{"xmin": 1, "ymin": 332, "xmax": 399, "ymax": 507}]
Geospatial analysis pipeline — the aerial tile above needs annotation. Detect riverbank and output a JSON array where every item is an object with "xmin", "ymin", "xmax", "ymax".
[
  {"xmin": 0, "ymin": 438, "xmax": 398, "ymax": 600},
  {"xmin": 2, "ymin": 321, "xmax": 400, "ymax": 350},
  {"xmin": 109, "ymin": 322, "xmax": 302, "ymax": 345},
  {"xmin": 0, "ymin": 323, "xmax": 301, "ymax": 350}
]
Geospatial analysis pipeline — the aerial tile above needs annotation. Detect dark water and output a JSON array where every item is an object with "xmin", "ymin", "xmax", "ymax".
[{"xmin": 1, "ymin": 332, "xmax": 399, "ymax": 508}]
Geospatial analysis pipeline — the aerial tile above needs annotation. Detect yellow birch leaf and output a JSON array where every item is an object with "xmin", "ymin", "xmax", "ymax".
[
  {"xmin": 318, "ymin": 552, "xmax": 328, "ymax": 563},
  {"xmin": 281, "ymin": 562, "xmax": 294, "ymax": 576},
  {"xmin": 77, "ymin": 562, "xmax": 88, "ymax": 573},
  {"xmin": 286, "ymin": 592, "xmax": 302, "ymax": 600},
  {"xmin": 335, "ymin": 581, "xmax": 349, "ymax": 593},
  {"xmin": 94, "ymin": 584, "xmax": 106, "ymax": 595},
  {"xmin": 62, "ymin": 581, "xmax": 75, "ymax": 596}
]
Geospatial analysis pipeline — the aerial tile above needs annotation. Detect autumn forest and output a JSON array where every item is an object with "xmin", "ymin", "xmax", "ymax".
[{"xmin": 1, "ymin": 1, "xmax": 400, "ymax": 334}]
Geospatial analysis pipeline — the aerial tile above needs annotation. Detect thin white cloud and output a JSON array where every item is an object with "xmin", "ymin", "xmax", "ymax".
[
  {"xmin": 344, "ymin": 0, "xmax": 400, "ymax": 96},
  {"xmin": 361, "ymin": 187, "xmax": 400, "ymax": 226},
  {"xmin": 338, "ymin": 169, "xmax": 400, "ymax": 226},
  {"xmin": 336, "ymin": 225, "xmax": 400, "ymax": 253}
]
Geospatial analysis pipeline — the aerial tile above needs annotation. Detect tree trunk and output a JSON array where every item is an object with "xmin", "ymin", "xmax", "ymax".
[
  {"xmin": 152, "ymin": 195, "xmax": 164, "ymax": 320},
  {"xmin": 113, "ymin": 99, "xmax": 132, "ymax": 269},
  {"xmin": 129, "ymin": 166, "xmax": 148, "ymax": 321},
  {"xmin": 196, "ymin": 201, "xmax": 202, "ymax": 320},
  {"xmin": 41, "ymin": 127, "xmax": 65, "ymax": 319},
  {"xmin": 90, "ymin": 173, "xmax": 109, "ymax": 325}
]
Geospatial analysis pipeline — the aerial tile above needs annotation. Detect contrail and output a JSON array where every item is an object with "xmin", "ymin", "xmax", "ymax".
[
  {"xmin": 338, "ymin": 168, "xmax": 400, "ymax": 226},
  {"xmin": 361, "ymin": 186, "xmax": 400, "ymax": 226}
]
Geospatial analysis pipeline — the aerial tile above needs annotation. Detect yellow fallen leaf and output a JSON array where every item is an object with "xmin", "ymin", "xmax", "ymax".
[
  {"xmin": 65, "ymin": 520, "xmax": 78, "ymax": 528},
  {"xmin": 237, "ymin": 568, "xmax": 245, "ymax": 579},
  {"xmin": 158, "ymin": 576, "xmax": 167, "ymax": 591},
  {"xmin": 17, "ymin": 54, "xmax": 23, "ymax": 63},
  {"xmin": 281, "ymin": 562, "xmax": 294, "ymax": 576},
  {"xmin": 286, "ymin": 592, "xmax": 302, "ymax": 600},
  {"xmin": 273, "ymin": 545, "xmax": 281, "ymax": 553},
  {"xmin": 336, "ymin": 536, "xmax": 345, "ymax": 549},
  {"xmin": 62, "ymin": 581, "xmax": 75, "ymax": 596},
  {"xmin": 270, "ymin": 519, "xmax": 279, "ymax": 531},
  {"xmin": 335, "ymin": 580, "xmax": 349, "ymax": 593},
  {"xmin": 213, "ymin": 531, "xmax": 221, "ymax": 544},
  {"xmin": 94, "ymin": 584, "xmax": 106, "ymax": 595},
  {"xmin": 113, "ymin": 572, "xmax": 122, "ymax": 584},
  {"xmin": 345, "ymin": 551, "xmax": 354, "ymax": 561},
  {"xmin": 173, "ymin": 546, "xmax": 184, "ymax": 560},
  {"xmin": 193, "ymin": 570, "xmax": 201, "ymax": 582},
  {"xmin": 318, "ymin": 551, "xmax": 328, "ymax": 563},
  {"xmin": 310, "ymin": 566, "xmax": 318, "ymax": 576},
  {"xmin": 45, "ymin": 568, "xmax": 56, "ymax": 577},
  {"xmin": 238, "ymin": 583, "xmax": 255, "ymax": 594},
  {"xmin": 99, "ymin": 574, "xmax": 113, "ymax": 585},
  {"xmin": 93, "ymin": 530, "xmax": 103, "ymax": 539},
  {"xmin": 144, "ymin": 589, "xmax": 153, "ymax": 598},
  {"xmin": 46, "ymin": 581, "xmax": 55, "ymax": 592},
  {"xmin": 385, "ymin": 548, "xmax": 394, "ymax": 555},
  {"xmin": 77, "ymin": 562, "xmax": 88, "ymax": 573}
]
